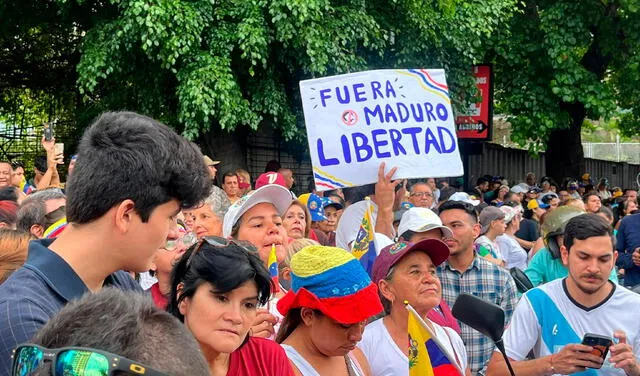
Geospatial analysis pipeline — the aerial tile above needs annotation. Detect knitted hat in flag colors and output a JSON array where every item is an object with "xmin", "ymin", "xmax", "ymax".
[{"xmin": 277, "ymin": 245, "xmax": 383, "ymax": 324}]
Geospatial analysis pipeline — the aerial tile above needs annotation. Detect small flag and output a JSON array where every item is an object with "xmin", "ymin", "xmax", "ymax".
[
  {"xmin": 19, "ymin": 176, "xmax": 34, "ymax": 195},
  {"xmin": 351, "ymin": 200, "xmax": 376, "ymax": 275},
  {"xmin": 43, "ymin": 217, "xmax": 67, "ymax": 239},
  {"xmin": 268, "ymin": 244, "xmax": 280, "ymax": 293},
  {"xmin": 407, "ymin": 303, "xmax": 461, "ymax": 376}
]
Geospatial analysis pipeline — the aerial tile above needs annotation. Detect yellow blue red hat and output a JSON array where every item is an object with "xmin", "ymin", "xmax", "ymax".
[{"xmin": 277, "ymin": 245, "xmax": 383, "ymax": 324}]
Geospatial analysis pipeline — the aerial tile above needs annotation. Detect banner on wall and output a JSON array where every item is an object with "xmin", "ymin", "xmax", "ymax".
[
  {"xmin": 455, "ymin": 64, "xmax": 493, "ymax": 140},
  {"xmin": 299, "ymin": 69, "xmax": 464, "ymax": 192}
]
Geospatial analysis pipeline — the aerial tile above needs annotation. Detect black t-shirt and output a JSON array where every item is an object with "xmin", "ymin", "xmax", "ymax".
[{"xmin": 515, "ymin": 218, "xmax": 540, "ymax": 246}]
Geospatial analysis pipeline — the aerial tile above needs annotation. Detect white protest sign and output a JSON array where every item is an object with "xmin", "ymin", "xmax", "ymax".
[{"xmin": 300, "ymin": 69, "xmax": 464, "ymax": 191}]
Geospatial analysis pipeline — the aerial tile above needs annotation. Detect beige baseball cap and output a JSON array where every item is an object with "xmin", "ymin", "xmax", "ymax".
[{"xmin": 203, "ymin": 155, "xmax": 220, "ymax": 166}]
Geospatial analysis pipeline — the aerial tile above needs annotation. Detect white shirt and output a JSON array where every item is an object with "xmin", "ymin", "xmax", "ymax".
[
  {"xmin": 359, "ymin": 317, "xmax": 467, "ymax": 376},
  {"xmin": 496, "ymin": 234, "xmax": 528, "ymax": 270},
  {"xmin": 503, "ymin": 279, "xmax": 640, "ymax": 375}
]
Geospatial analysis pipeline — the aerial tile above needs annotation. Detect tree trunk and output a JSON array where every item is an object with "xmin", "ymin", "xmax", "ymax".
[{"xmin": 545, "ymin": 102, "xmax": 585, "ymax": 184}]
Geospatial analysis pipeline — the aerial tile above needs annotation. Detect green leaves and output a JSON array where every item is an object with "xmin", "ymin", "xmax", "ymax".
[{"xmin": 493, "ymin": 0, "xmax": 640, "ymax": 149}]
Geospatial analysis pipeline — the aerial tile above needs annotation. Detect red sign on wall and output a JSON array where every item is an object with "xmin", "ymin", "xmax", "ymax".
[{"xmin": 455, "ymin": 65, "xmax": 493, "ymax": 140}]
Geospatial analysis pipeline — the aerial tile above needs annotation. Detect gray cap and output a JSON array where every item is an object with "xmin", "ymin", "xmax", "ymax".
[{"xmin": 479, "ymin": 206, "xmax": 505, "ymax": 235}]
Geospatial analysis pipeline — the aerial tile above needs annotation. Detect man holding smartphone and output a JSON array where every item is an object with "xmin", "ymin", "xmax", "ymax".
[{"xmin": 487, "ymin": 214, "xmax": 640, "ymax": 376}]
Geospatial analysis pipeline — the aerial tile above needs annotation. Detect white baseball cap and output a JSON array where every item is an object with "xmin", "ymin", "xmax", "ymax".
[
  {"xmin": 449, "ymin": 192, "xmax": 481, "ymax": 206},
  {"xmin": 335, "ymin": 200, "xmax": 378, "ymax": 251},
  {"xmin": 222, "ymin": 184, "xmax": 293, "ymax": 237},
  {"xmin": 397, "ymin": 207, "xmax": 453, "ymax": 240}
]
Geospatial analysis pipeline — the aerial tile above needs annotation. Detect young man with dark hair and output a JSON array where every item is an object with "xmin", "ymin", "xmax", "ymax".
[
  {"xmin": 0, "ymin": 111, "xmax": 211, "ymax": 374},
  {"xmin": 488, "ymin": 214, "xmax": 640, "ymax": 376},
  {"xmin": 437, "ymin": 200, "xmax": 517, "ymax": 375},
  {"xmin": 23, "ymin": 288, "xmax": 209, "ymax": 376}
]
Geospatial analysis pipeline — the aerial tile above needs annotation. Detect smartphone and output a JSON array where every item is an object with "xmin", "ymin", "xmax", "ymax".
[
  {"xmin": 54, "ymin": 143, "xmax": 64, "ymax": 164},
  {"xmin": 43, "ymin": 123, "xmax": 53, "ymax": 141},
  {"xmin": 582, "ymin": 333, "xmax": 613, "ymax": 368}
]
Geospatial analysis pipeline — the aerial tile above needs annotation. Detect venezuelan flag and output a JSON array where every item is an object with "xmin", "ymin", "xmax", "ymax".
[
  {"xmin": 351, "ymin": 201, "xmax": 376, "ymax": 275},
  {"xmin": 268, "ymin": 244, "xmax": 280, "ymax": 293},
  {"xmin": 407, "ymin": 305, "xmax": 460, "ymax": 376},
  {"xmin": 43, "ymin": 217, "xmax": 67, "ymax": 239}
]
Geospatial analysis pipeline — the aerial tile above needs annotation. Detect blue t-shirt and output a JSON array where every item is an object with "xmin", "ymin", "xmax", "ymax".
[
  {"xmin": 0, "ymin": 239, "xmax": 141, "ymax": 375},
  {"xmin": 616, "ymin": 214, "xmax": 640, "ymax": 287}
]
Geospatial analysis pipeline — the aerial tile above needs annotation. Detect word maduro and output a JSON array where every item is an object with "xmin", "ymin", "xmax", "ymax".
[{"xmin": 316, "ymin": 126, "xmax": 457, "ymax": 166}]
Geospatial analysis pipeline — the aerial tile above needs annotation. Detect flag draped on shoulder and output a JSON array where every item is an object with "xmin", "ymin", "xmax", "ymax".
[
  {"xmin": 268, "ymin": 244, "xmax": 280, "ymax": 293},
  {"xmin": 407, "ymin": 304, "xmax": 461, "ymax": 376},
  {"xmin": 351, "ymin": 199, "xmax": 376, "ymax": 275}
]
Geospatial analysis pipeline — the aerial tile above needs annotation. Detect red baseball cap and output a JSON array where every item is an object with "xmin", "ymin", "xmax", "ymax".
[
  {"xmin": 254, "ymin": 172, "xmax": 287, "ymax": 189},
  {"xmin": 371, "ymin": 239, "xmax": 450, "ymax": 283}
]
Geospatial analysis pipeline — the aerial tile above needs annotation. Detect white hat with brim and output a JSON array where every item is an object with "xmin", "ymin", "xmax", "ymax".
[
  {"xmin": 449, "ymin": 192, "xmax": 481, "ymax": 206},
  {"xmin": 397, "ymin": 207, "xmax": 453, "ymax": 240},
  {"xmin": 335, "ymin": 200, "xmax": 378, "ymax": 251},
  {"xmin": 222, "ymin": 184, "xmax": 293, "ymax": 237}
]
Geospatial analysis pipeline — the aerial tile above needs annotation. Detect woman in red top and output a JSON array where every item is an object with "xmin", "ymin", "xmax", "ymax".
[
  {"xmin": 168, "ymin": 238, "xmax": 295, "ymax": 376},
  {"xmin": 149, "ymin": 223, "xmax": 195, "ymax": 309}
]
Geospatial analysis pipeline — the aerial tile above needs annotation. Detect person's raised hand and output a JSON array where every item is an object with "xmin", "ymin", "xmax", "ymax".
[
  {"xmin": 374, "ymin": 162, "xmax": 400, "ymax": 212},
  {"xmin": 251, "ymin": 309, "xmax": 278, "ymax": 338},
  {"xmin": 610, "ymin": 330, "xmax": 640, "ymax": 376}
]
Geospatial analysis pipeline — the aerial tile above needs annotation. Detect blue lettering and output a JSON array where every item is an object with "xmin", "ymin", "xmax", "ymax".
[
  {"xmin": 364, "ymin": 105, "xmax": 383, "ymax": 126},
  {"xmin": 385, "ymin": 80, "xmax": 397, "ymax": 98},
  {"xmin": 410, "ymin": 103, "xmax": 424, "ymax": 122},
  {"xmin": 397, "ymin": 103, "xmax": 410, "ymax": 123},
  {"xmin": 401, "ymin": 127, "xmax": 421, "ymax": 154},
  {"xmin": 352, "ymin": 132, "xmax": 373, "ymax": 162},
  {"xmin": 371, "ymin": 129, "xmax": 391, "ymax": 158},
  {"xmin": 424, "ymin": 127, "xmax": 442, "ymax": 154},
  {"xmin": 320, "ymin": 89, "xmax": 332, "ymax": 107},
  {"xmin": 438, "ymin": 127, "xmax": 456, "ymax": 153},
  {"xmin": 389, "ymin": 129, "xmax": 406, "ymax": 156},
  {"xmin": 424, "ymin": 102, "xmax": 437, "ymax": 122},
  {"xmin": 371, "ymin": 81, "xmax": 383, "ymax": 100},
  {"xmin": 317, "ymin": 138, "xmax": 339, "ymax": 166},
  {"xmin": 436, "ymin": 103, "xmax": 448, "ymax": 121},
  {"xmin": 340, "ymin": 135, "xmax": 352, "ymax": 163},
  {"xmin": 336, "ymin": 86, "xmax": 350, "ymax": 104},
  {"xmin": 384, "ymin": 104, "xmax": 398, "ymax": 123},
  {"xmin": 353, "ymin": 83, "xmax": 367, "ymax": 102}
]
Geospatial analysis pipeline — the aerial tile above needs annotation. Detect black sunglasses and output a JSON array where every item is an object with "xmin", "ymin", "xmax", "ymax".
[{"xmin": 12, "ymin": 344, "xmax": 167, "ymax": 376}]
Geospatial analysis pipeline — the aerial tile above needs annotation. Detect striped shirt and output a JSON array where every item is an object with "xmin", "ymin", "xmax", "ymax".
[
  {"xmin": 0, "ymin": 239, "xmax": 141, "ymax": 375},
  {"xmin": 437, "ymin": 255, "xmax": 518, "ymax": 375}
]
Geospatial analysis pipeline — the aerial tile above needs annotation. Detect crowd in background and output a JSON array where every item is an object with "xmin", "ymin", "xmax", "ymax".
[{"xmin": 0, "ymin": 111, "xmax": 638, "ymax": 376}]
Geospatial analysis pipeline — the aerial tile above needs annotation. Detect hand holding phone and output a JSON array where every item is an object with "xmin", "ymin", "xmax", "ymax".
[
  {"xmin": 43, "ymin": 123, "xmax": 53, "ymax": 141},
  {"xmin": 54, "ymin": 143, "xmax": 64, "ymax": 165},
  {"xmin": 582, "ymin": 333, "xmax": 613, "ymax": 368}
]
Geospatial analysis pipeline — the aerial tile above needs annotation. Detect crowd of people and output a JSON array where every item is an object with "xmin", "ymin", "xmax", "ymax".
[{"xmin": 0, "ymin": 111, "xmax": 638, "ymax": 376}]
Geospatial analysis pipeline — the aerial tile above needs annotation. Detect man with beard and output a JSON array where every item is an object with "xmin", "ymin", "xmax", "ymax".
[
  {"xmin": 488, "ymin": 214, "xmax": 640, "ymax": 376},
  {"xmin": 438, "ymin": 201, "xmax": 517, "ymax": 375}
]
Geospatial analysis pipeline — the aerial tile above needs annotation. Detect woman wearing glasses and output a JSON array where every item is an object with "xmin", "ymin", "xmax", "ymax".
[
  {"xmin": 168, "ymin": 239, "xmax": 294, "ymax": 376},
  {"xmin": 148, "ymin": 222, "xmax": 196, "ymax": 309}
]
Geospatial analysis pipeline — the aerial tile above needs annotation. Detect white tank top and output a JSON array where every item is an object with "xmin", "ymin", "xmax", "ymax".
[{"xmin": 281, "ymin": 344, "xmax": 366, "ymax": 376}]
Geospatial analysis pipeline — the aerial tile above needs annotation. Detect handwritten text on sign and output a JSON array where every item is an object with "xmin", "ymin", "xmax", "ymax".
[{"xmin": 300, "ymin": 69, "xmax": 464, "ymax": 191}]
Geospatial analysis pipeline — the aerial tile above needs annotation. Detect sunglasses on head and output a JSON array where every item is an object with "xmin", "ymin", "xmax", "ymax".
[
  {"xmin": 186, "ymin": 236, "xmax": 257, "ymax": 266},
  {"xmin": 12, "ymin": 344, "xmax": 167, "ymax": 376},
  {"xmin": 162, "ymin": 232, "xmax": 198, "ymax": 252}
]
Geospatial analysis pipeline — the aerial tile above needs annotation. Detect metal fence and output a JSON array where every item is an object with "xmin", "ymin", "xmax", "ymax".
[
  {"xmin": 467, "ymin": 143, "xmax": 640, "ymax": 189},
  {"xmin": 582, "ymin": 139, "xmax": 640, "ymax": 164}
]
